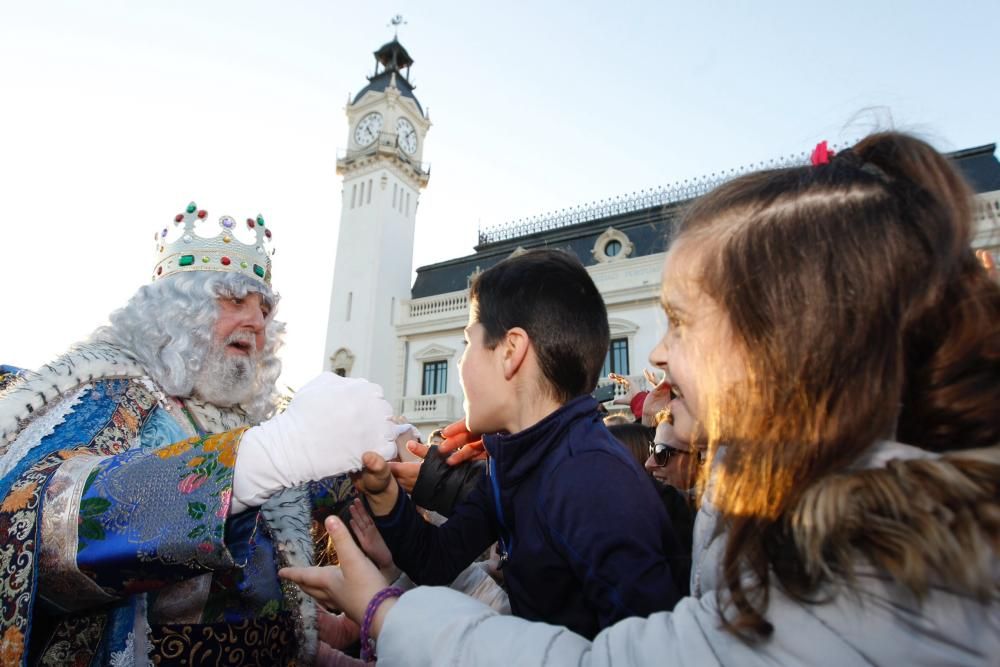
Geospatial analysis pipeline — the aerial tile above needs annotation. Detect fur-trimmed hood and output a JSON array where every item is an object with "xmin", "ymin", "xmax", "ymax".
[
  {"xmin": 792, "ymin": 441, "xmax": 1000, "ymax": 603},
  {"xmin": 695, "ymin": 441, "xmax": 999, "ymax": 599}
]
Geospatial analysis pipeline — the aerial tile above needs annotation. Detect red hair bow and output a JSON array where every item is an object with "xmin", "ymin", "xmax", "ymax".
[{"xmin": 811, "ymin": 140, "xmax": 835, "ymax": 166}]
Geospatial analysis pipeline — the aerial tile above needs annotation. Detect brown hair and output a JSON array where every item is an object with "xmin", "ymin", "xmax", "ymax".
[
  {"xmin": 676, "ymin": 132, "xmax": 1000, "ymax": 637},
  {"xmin": 607, "ymin": 422, "xmax": 656, "ymax": 468}
]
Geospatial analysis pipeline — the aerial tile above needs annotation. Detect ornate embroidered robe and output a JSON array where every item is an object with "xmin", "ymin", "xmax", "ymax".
[{"xmin": 0, "ymin": 344, "xmax": 352, "ymax": 666}]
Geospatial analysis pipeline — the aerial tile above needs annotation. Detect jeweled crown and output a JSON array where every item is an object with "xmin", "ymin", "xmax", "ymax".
[{"xmin": 152, "ymin": 201, "xmax": 275, "ymax": 286}]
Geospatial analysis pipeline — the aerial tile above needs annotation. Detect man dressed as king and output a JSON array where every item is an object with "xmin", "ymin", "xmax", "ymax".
[{"xmin": 0, "ymin": 203, "xmax": 397, "ymax": 665}]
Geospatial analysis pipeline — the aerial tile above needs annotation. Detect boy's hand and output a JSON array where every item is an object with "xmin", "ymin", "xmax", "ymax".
[
  {"xmin": 352, "ymin": 452, "xmax": 398, "ymax": 516},
  {"xmin": 438, "ymin": 418, "xmax": 487, "ymax": 465}
]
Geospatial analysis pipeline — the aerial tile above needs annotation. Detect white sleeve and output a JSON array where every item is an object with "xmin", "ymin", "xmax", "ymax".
[{"xmin": 377, "ymin": 587, "xmax": 729, "ymax": 667}]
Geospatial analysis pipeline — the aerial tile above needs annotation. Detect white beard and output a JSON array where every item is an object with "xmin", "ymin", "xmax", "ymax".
[{"xmin": 192, "ymin": 332, "xmax": 259, "ymax": 407}]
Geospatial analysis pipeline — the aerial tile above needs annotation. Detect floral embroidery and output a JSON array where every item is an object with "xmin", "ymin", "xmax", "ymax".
[
  {"xmin": 217, "ymin": 488, "xmax": 232, "ymax": 518},
  {"xmin": 72, "ymin": 426, "xmax": 250, "ymax": 594},
  {"xmin": 154, "ymin": 438, "xmax": 198, "ymax": 460},
  {"xmin": 178, "ymin": 473, "xmax": 208, "ymax": 494},
  {"xmin": 0, "ymin": 481, "xmax": 36, "ymax": 513}
]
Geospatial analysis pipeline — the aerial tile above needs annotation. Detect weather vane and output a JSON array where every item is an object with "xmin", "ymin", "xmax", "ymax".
[{"xmin": 388, "ymin": 14, "xmax": 407, "ymax": 38}]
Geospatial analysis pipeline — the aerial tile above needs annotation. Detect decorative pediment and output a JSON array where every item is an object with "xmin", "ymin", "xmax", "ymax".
[
  {"xmin": 608, "ymin": 317, "xmax": 639, "ymax": 336},
  {"xmin": 414, "ymin": 343, "xmax": 457, "ymax": 361}
]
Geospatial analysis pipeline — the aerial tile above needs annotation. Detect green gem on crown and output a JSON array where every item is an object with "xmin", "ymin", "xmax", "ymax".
[
  {"xmin": 256, "ymin": 214, "xmax": 265, "ymax": 227},
  {"xmin": 178, "ymin": 255, "xmax": 195, "ymax": 266},
  {"xmin": 253, "ymin": 264, "xmax": 265, "ymax": 278},
  {"xmin": 186, "ymin": 202, "xmax": 197, "ymax": 214}
]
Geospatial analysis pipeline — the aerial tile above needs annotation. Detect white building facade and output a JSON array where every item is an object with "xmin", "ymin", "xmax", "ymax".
[{"xmin": 391, "ymin": 150, "xmax": 1000, "ymax": 435}]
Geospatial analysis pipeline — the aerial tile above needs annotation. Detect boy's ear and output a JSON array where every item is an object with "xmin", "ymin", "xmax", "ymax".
[{"xmin": 501, "ymin": 327, "xmax": 531, "ymax": 381}]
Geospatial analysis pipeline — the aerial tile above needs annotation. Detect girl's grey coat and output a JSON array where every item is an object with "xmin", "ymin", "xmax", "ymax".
[{"xmin": 377, "ymin": 441, "xmax": 1000, "ymax": 666}]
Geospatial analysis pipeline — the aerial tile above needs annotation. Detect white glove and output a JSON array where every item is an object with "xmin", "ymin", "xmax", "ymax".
[{"xmin": 231, "ymin": 372, "xmax": 397, "ymax": 514}]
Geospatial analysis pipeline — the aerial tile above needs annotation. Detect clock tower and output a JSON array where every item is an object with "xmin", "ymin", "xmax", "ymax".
[{"xmin": 323, "ymin": 38, "xmax": 431, "ymax": 405}]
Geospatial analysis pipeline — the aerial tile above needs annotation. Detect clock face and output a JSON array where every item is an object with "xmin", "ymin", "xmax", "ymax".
[
  {"xmin": 396, "ymin": 117, "xmax": 418, "ymax": 155},
  {"xmin": 354, "ymin": 112, "xmax": 383, "ymax": 147}
]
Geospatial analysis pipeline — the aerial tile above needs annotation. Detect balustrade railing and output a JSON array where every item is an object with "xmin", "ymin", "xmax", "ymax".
[
  {"xmin": 405, "ymin": 291, "xmax": 469, "ymax": 319},
  {"xmin": 400, "ymin": 393, "xmax": 455, "ymax": 421}
]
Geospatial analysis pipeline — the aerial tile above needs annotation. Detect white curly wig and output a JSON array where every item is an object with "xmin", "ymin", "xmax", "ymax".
[{"xmin": 91, "ymin": 271, "xmax": 285, "ymax": 421}]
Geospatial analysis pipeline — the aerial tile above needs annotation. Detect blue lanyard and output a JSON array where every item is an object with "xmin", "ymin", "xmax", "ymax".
[{"xmin": 488, "ymin": 457, "xmax": 513, "ymax": 568}]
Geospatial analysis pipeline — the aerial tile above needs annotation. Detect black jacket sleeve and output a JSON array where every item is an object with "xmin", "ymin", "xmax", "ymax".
[
  {"xmin": 409, "ymin": 446, "xmax": 487, "ymax": 517},
  {"xmin": 372, "ymin": 474, "xmax": 498, "ymax": 586}
]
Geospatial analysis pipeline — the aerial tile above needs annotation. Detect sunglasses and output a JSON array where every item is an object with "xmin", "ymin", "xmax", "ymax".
[{"xmin": 649, "ymin": 442, "xmax": 687, "ymax": 467}]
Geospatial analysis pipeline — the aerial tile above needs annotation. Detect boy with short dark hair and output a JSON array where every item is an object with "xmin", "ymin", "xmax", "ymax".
[{"xmin": 357, "ymin": 248, "xmax": 680, "ymax": 639}]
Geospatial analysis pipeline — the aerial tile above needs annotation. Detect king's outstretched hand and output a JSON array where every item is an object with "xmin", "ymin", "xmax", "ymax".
[{"xmin": 232, "ymin": 373, "xmax": 397, "ymax": 513}]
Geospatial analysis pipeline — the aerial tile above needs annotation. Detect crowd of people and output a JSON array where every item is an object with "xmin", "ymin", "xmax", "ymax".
[{"xmin": 2, "ymin": 130, "xmax": 997, "ymax": 665}]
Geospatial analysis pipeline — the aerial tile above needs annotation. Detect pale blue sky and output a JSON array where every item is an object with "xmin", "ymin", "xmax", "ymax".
[{"xmin": 3, "ymin": 1, "xmax": 998, "ymax": 388}]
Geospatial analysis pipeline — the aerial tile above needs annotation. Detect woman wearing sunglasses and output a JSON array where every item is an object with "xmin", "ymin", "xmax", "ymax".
[{"xmin": 645, "ymin": 418, "xmax": 703, "ymax": 496}]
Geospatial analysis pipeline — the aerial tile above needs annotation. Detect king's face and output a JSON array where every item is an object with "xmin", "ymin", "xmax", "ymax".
[{"xmin": 213, "ymin": 293, "xmax": 269, "ymax": 356}]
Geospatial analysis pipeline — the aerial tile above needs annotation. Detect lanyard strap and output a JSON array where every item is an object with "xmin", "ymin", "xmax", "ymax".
[{"xmin": 488, "ymin": 457, "xmax": 513, "ymax": 568}]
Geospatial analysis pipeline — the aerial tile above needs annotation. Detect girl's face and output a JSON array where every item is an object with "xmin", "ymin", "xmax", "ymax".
[{"xmin": 649, "ymin": 238, "xmax": 744, "ymax": 443}]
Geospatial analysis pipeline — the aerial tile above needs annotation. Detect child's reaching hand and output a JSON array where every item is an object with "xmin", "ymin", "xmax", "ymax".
[
  {"xmin": 348, "ymin": 498, "xmax": 399, "ymax": 581},
  {"xmin": 437, "ymin": 418, "xmax": 487, "ymax": 465},
  {"xmin": 279, "ymin": 516, "xmax": 393, "ymax": 635}
]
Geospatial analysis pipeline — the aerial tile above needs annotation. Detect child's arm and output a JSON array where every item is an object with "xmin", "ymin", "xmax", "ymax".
[{"xmin": 356, "ymin": 452, "xmax": 498, "ymax": 586}]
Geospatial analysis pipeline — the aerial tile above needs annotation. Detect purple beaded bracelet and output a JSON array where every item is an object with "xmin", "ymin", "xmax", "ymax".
[{"xmin": 360, "ymin": 586, "xmax": 405, "ymax": 663}]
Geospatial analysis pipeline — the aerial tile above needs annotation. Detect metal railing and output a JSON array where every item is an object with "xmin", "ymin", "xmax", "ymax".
[{"xmin": 477, "ymin": 152, "xmax": 815, "ymax": 246}]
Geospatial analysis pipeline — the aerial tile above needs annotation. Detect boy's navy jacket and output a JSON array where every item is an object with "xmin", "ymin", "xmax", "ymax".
[{"xmin": 372, "ymin": 395, "xmax": 681, "ymax": 639}]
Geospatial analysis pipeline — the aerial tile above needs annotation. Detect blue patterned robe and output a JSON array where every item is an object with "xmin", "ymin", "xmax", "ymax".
[{"xmin": 0, "ymin": 347, "xmax": 354, "ymax": 666}]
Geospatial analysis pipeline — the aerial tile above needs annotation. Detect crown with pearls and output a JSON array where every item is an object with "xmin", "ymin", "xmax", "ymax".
[{"xmin": 152, "ymin": 201, "xmax": 275, "ymax": 286}]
